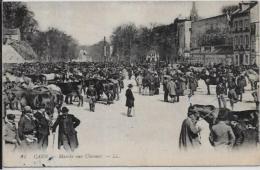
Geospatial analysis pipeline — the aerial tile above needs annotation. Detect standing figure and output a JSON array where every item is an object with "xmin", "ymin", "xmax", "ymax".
[
  {"xmin": 189, "ymin": 74, "xmax": 197, "ymax": 96},
  {"xmin": 209, "ymin": 109, "xmax": 235, "ymax": 151},
  {"xmin": 52, "ymin": 107, "xmax": 80, "ymax": 152},
  {"xmin": 86, "ymin": 85, "xmax": 97, "ymax": 112},
  {"xmin": 34, "ymin": 108, "xmax": 50, "ymax": 150},
  {"xmin": 18, "ymin": 106, "xmax": 38, "ymax": 151},
  {"xmin": 167, "ymin": 78, "xmax": 176, "ymax": 103},
  {"xmin": 4, "ymin": 114, "xmax": 20, "ymax": 152},
  {"xmin": 163, "ymin": 77, "xmax": 169, "ymax": 102},
  {"xmin": 125, "ymin": 84, "xmax": 135, "ymax": 117},
  {"xmin": 236, "ymin": 74, "xmax": 247, "ymax": 102},
  {"xmin": 216, "ymin": 81, "xmax": 227, "ymax": 108},
  {"xmin": 154, "ymin": 73, "xmax": 160, "ymax": 95},
  {"xmin": 179, "ymin": 106, "xmax": 202, "ymax": 150},
  {"xmin": 228, "ymin": 86, "xmax": 238, "ymax": 110}
]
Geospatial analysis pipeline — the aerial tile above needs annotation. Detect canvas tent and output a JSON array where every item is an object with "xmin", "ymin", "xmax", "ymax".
[{"xmin": 2, "ymin": 45, "xmax": 25, "ymax": 63}]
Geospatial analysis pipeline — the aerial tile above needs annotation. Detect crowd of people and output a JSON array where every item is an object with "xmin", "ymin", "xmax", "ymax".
[{"xmin": 3, "ymin": 61, "xmax": 259, "ymax": 152}]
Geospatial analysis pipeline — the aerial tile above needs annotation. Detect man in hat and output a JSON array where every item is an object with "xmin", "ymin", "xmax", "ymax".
[
  {"xmin": 52, "ymin": 107, "xmax": 80, "ymax": 152},
  {"xmin": 167, "ymin": 78, "xmax": 177, "ymax": 103},
  {"xmin": 209, "ymin": 109, "xmax": 235, "ymax": 150},
  {"xmin": 163, "ymin": 76, "xmax": 169, "ymax": 102},
  {"xmin": 86, "ymin": 85, "xmax": 97, "ymax": 112},
  {"xmin": 228, "ymin": 85, "xmax": 238, "ymax": 110},
  {"xmin": 125, "ymin": 84, "xmax": 135, "ymax": 117},
  {"xmin": 34, "ymin": 108, "xmax": 50, "ymax": 150},
  {"xmin": 4, "ymin": 114, "xmax": 20, "ymax": 151},
  {"xmin": 18, "ymin": 106, "xmax": 38, "ymax": 150},
  {"xmin": 179, "ymin": 106, "xmax": 202, "ymax": 150},
  {"xmin": 216, "ymin": 81, "xmax": 227, "ymax": 108}
]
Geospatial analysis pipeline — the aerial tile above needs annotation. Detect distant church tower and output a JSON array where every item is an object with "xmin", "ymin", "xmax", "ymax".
[{"xmin": 190, "ymin": 2, "xmax": 199, "ymax": 22}]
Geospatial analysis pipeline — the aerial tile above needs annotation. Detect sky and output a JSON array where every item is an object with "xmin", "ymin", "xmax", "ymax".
[{"xmin": 26, "ymin": 1, "xmax": 238, "ymax": 46}]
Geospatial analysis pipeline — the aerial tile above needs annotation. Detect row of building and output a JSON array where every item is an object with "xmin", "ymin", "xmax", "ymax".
[{"xmin": 175, "ymin": 1, "xmax": 259, "ymax": 66}]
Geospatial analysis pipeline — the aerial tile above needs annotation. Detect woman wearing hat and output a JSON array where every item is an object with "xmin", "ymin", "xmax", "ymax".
[
  {"xmin": 125, "ymin": 84, "xmax": 135, "ymax": 117},
  {"xmin": 52, "ymin": 107, "xmax": 80, "ymax": 152}
]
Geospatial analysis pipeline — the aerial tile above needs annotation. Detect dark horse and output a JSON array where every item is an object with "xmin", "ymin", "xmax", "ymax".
[
  {"xmin": 192, "ymin": 104, "xmax": 259, "ymax": 148},
  {"xmin": 54, "ymin": 81, "xmax": 83, "ymax": 107}
]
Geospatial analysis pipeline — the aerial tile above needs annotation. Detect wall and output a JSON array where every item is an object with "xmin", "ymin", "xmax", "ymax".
[
  {"xmin": 191, "ymin": 15, "xmax": 232, "ymax": 49},
  {"xmin": 250, "ymin": 3, "xmax": 260, "ymax": 65}
]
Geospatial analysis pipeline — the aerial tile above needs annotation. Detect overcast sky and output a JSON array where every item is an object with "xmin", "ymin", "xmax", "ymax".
[{"xmin": 26, "ymin": 1, "xmax": 238, "ymax": 46}]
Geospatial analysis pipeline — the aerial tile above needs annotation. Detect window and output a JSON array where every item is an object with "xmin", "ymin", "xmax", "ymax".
[
  {"xmin": 245, "ymin": 35, "xmax": 249, "ymax": 49},
  {"xmin": 244, "ymin": 19, "xmax": 249, "ymax": 30},
  {"xmin": 234, "ymin": 21, "xmax": 238, "ymax": 31},
  {"xmin": 245, "ymin": 55, "xmax": 249, "ymax": 65},
  {"xmin": 234, "ymin": 36, "xmax": 238, "ymax": 49},
  {"xmin": 240, "ymin": 35, "xmax": 243, "ymax": 47},
  {"xmin": 239, "ymin": 20, "xmax": 243, "ymax": 30}
]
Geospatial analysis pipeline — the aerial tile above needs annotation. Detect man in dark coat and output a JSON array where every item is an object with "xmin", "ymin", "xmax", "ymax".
[
  {"xmin": 34, "ymin": 108, "xmax": 50, "ymax": 150},
  {"xmin": 163, "ymin": 77, "xmax": 169, "ymax": 102},
  {"xmin": 86, "ymin": 85, "xmax": 97, "ymax": 112},
  {"xmin": 18, "ymin": 106, "xmax": 38, "ymax": 151},
  {"xmin": 216, "ymin": 81, "xmax": 227, "ymax": 108},
  {"xmin": 125, "ymin": 84, "xmax": 135, "ymax": 117},
  {"xmin": 52, "ymin": 107, "xmax": 80, "ymax": 152},
  {"xmin": 179, "ymin": 106, "xmax": 202, "ymax": 150}
]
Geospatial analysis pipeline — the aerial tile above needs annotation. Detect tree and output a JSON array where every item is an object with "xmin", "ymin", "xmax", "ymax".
[
  {"xmin": 3, "ymin": 2, "xmax": 39, "ymax": 41},
  {"xmin": 110, "ymin": 23, "xmax": 138, "ymax": 62}
]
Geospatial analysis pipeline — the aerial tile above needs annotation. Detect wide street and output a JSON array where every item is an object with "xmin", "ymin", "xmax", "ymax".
[{"xmin": 5, "ymin": 77, "xmax": 258, "ymax": 167}]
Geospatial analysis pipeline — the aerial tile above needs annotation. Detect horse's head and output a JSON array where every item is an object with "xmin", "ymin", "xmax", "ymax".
[{"xmin": 192, "ymin": 104, "xmax": 217, "ymax": 125}]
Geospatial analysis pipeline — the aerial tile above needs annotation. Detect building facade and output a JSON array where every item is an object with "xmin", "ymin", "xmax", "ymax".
[
  {"xmin": 189, "ymin": 14, "xmax": 233, "ymax": 65},
  {"xmin": 177, "ymin": 18, "xmax": 191, "ymax": 61},
  {"xmin": 231, "ymin": 2, "xmax": 258, "ymax": 65},
  {"xmin": 249, "ymin": 2, "xmax": 259, "ymax": 66}
]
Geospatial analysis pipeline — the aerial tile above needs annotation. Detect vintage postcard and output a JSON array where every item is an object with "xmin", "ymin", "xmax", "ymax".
[{"xmin": 2, "ymin": 0, "xmax": 260, "ymax": 167}]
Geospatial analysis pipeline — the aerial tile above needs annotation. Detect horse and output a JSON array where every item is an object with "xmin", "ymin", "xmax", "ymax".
[
  {"xmin": 53, "ymin": 81, "xmax": 83, "ymax": 107},
  {"xmin": 192, "ymin": 104, "xmax": 259, "ymax": 148}
]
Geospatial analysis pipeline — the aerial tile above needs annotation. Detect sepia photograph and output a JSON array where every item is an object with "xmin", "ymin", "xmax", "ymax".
[{"xmin": 2, "ymin": 0, "xmax": 260, "ymax": 167}]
